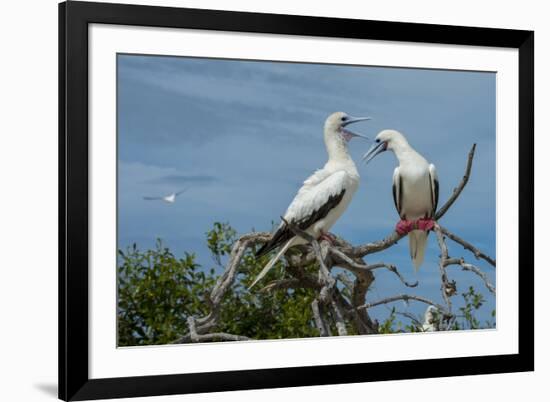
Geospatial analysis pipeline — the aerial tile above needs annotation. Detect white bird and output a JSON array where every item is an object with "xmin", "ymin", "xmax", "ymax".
[
  {"xmin": 422, "ymin": 305, "xmax": 438, "ymax": 332},
  {"xmin": 363, "ymin": 130, "xmax": 438, "ymax": 270},
  {"xmin": 143, "ymin": 188, "xmax": 188, "ymax": 204},
  {"xmin": 249, "ymin": 112, "xmax": 371, "ymax": 289}
]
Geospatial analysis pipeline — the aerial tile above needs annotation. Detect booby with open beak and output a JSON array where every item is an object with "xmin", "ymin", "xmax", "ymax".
[
  {"xmin": 249, "ymin": 112, "xmax": 371, "ymax": 289},
  {"xmin": 363, "ymin": 129, "xmax": 438, "ymax": 270}
]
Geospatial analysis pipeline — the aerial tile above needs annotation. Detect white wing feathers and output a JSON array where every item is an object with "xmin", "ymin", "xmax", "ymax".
[
  {"xmin": 282, "ymin": 170, "xmax": 349, "ymax": 226},
  {"xmin": 248, "ymin": 169, "xmax": 351, "ymax": 290}
]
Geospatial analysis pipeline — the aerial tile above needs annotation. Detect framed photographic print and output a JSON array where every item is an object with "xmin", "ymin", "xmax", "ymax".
[{"xmin": 59, "ymin": 1, "xmax": 534, "ymax": 400}]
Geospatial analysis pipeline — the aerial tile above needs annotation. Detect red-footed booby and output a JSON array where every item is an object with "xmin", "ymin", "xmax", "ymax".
[
  {"xmin": 363, "ymin": 130, "xmax": 439, "ymax": 270},
  {"xmin": 249, "ymin": 112, "xmax": 371, "ymax": 289},
  {"xmin": 143, "ymin": 188, "xmax": 188, "ymax": 204}
]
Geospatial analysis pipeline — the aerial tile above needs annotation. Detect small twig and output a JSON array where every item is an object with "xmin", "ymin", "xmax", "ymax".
[
  {"xmin": 434, "ymin": 225, "xmax": 455, "ymax": 311},
  {"xmin": 171, "ymin": 316, "xmax": 251, "ymax": 343},
  {"xmin": 345, "ymin": 231, "xmax": 405, "ymax": 258},
  {"xmin": 187, "ymin": 316, "xmax": 199, "ymax": 343},
  {"xmin": 281, "ymin": 217, "xmax": 335, "ymax": 297},
  {"xmin": 330, "ymin": 299, "xmax": 348, "ymax": 336},
  {"xmin": 357, "ymin": 294, "xmax": 448, "ymax": 315},
  {"xmin": 173, "ymin": 332, "xmax": 251, "ymax": 344},
  {"xmin": 311, "ymin": 299, "xmax": 330, "ymax": 336},
  {"xmin": 260, "ymin": 278, "xmax": 301, "ymax": 292},
  {"xmin": 329, "ymin": 248, "xmax": 417, "ymax": 288},
  {"xmin": 445, "ymin": 258, "xmax": 495, "ymax": 294},
  {"xmin": 395, "ymin": 310, "xmax": 424, "ymax": 329},
  {"xmin": 259, "ymin": 275, "xmax": 321, "ymax": 292},
  {"xmin": 336, "ymin": 272, "xmax": 354, "ymax": 291},
  {"xmin": 439, "ymin": 226, "xmax": 496, "ymax": 267},
  {"xmin": 435, "ymin": 144, "xmax": 477, "ymax": 220}
]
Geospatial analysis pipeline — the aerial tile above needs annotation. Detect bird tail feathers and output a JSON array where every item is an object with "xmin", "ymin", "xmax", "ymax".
[
  {"xmin": 409, "ymin": 230, "xmax": 428, "ymax": 271},
  {"xmin": 248, "ymin": 239, "xmax": 293, "ymax": 290}
]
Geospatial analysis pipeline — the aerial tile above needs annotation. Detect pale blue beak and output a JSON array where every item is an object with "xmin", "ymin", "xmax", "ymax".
[
  {"xmin": 341, "ymin": 116, "xmax": 371, "ymax": 141},
  {"xmin": 363, "ymin": 141, "xmax": 388, "ymax": 164}
]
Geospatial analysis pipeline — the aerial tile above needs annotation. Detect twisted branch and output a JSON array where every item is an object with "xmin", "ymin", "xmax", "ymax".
[
  {"xmin": 171, "ymin": 143, "xmax": 494, "ymax": 342},
  {"xmin": 439, "ymin": 226, "xmax": 496, "ymax": 267},
  {"xmin": 329, "ymin": 247, "xmax": 418, "ymax": 288},
  {"xmin": 435, "ymin": 143, "xmax": 476, "ymax": 220},
  {"xmin": 434, "ymin": 225, "xmax": 456, "ymax": 311},
  {"xmin": 311, "ymin": 299, "xmax": 331, "ymax": 336},
  {"xmin": 172, "ymin": 316, "xmax": 251, "ymax": 344},
  {"xmin": 357, "ymin": 294, "xmax": 448, "ymax": 315},
  {"xmin": 445, "ymin": 258, "xmax": 495, "ymax": 294}
]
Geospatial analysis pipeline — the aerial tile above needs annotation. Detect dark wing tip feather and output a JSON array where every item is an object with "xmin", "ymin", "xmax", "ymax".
[
  {"xmin": 254, "ymin": 242, "xmax": 271, "ymax": 258},
  {"xmin": 255, "ymin": 224, "xmax": 292, "ymax": 258},
  {"xmin": 255, "ymin": 188, "xmax": 346, "ymax": 258}
]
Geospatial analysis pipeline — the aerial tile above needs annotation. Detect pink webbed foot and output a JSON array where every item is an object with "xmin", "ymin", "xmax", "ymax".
[
  {"xmin": 416, "ymin": 218, "xmax": 435, "ymax": 232},
  {"xmin": 395, "ymin": 220, "xmax": 415, "ymax": 235},
  {"xmin": 318, "ymin": 232, "xmax": 337, "ymax": 244}
]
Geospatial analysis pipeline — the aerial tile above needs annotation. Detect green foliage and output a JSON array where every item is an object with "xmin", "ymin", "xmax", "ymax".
[
  {"xmin": 206, "ymin": 222, "xmax": 237, "ymax": 266},
  {"xmin": 211, "ymin": 222, "xmax": 319, "ymax": 339},
  {"xmin": 117, "ymin": 240, "xmax": 215, "ymax": 346},
  {"xmin": 118, "ymin": 223, "xmax": 494, "ymax": 345},
  {"xmin": 452, "ymin": 286, "xmax": 495, "ymax": 330},
  {"xmin": 376, "ymin": 286, "xmax": 495, "ymax": 334},
  {"xmin": 118, "ymin": 223, "xmax": 318, "ymax": 346},
  {"xmin": 378, "ymin": 307, "xmax": 398, "ymax": 334},
  {"xmin": 378, "ymin": 307, "xmax": 423, "ymax": 334}
]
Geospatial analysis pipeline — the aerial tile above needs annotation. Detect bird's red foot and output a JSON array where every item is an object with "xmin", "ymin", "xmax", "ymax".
[
  {"xmin": 416, "ymin": 218, "xmax": 435, "ymax": 231},
  {"xmin": 319, "ymin": 232, "xmax": 336, "ymax": 244},
  {"xmin": 395, "ymin": 220, "xmax": 415, "ymax": 235}
]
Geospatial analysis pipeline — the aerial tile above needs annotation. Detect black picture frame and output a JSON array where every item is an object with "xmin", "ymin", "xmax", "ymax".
[{"xmin": 59, "ymin": 1, "xmax": 534, "ymax": 400}]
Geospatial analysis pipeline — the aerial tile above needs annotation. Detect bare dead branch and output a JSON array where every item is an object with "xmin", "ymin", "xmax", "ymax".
[
  {"xmin": 344, "ymin": 231, "xmax": 405, "ymax": 258},
  {"xmin": 445, "ymin": 258, "xmax": 495, "ymax": 294},
  {"xmin": 171, "ymin": 316, "xmax": 252, "ymax": 344},
  {"xmin": 260, "ymin": 278, "xmax": 301, "ymax": 292},
  {"xmin": 173, "ymin": 333, "xmax": 251, "ymax": 344},
  {"xmin": 357, "ymin": 294, "xmax": 448, "ymax": 315},
  {"xmin": 435, "ymin": 143, "xmax": 477, "ymax": 220},
  {"xmin": 311, "ymin": 299, "xmax": 331, "ymax": 336},
  {"xmin": 168, "ymin": 144, "xmax": 495, "ymax": 342},
  {"xmin": 187, "ymin": 333, "xmax": 251, "ymax": 342},
  {"xmin": 439, "ymin": 225, "xmax": 496, "ymax": 267},
  {"xmin": 281, "ymin": 217, "xmax": 335, "ymax": 300},
  {"xmin": 193, "ymin": 232, "xmax": 270, "ymax": 334},
  {"xmin": 336, "ymin": 272, "xmax": 354, "ymax": 290},
  {"xmin": 434, "ymin": 225, "xmax": 455, "ymax": 311},
  {"xmin": 328, "ymin": 248, "xmax": 418, "ymax": 288},
  {"xmin": 330, "ymin": 299, "xmax": 348, "ymax": 336},
  {"xmin": 395, "ymin": 310, "xmax": 425, "ymax": 330}
]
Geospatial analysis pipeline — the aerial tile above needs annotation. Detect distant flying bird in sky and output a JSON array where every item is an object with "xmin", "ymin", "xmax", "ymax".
[
  {"xmin": 249, "ymin": 112, "xmax": 371, "ymax": 289},
  {"xmin": 143, "ymin": 188, "xmax": 188, "ymax": 204},
  {"xmin": 363, "ymin": 129, "xmax": 439, "ymax": 270}
]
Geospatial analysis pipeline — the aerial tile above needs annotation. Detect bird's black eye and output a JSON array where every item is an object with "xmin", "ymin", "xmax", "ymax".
[
  {"xmin": 376, "ymin": 139, "xmax": 380, "ymax": 143},
  {"xmin": 341, "ymin": 116, "xmax": 347, "ymax": 121}
]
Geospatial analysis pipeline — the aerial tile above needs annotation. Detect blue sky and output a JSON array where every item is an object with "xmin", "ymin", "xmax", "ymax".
[{"xmin": 117, "ymin": 54, "xmax": 496, "ymax": 328}]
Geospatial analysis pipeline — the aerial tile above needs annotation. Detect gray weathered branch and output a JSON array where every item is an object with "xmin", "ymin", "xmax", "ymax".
[
  {"xmin": 435, "ymin": 143, "xmax": 476, "ymax": 220},
  {"xmin": 311, "ymin": 299, "xmax": 331, "ymax": 336},
  {"xmin": 445, "ymin": 258, "xmax": 495, "ymax": 294},
  {"xmin": 439, "ymin": 225, "xmax": 496, "ymax": 267},
  {"xmin": 357, "ymin": 294, "xmax": 449, "ymax": 315},
  {"xmin": 434, "ymin": 225, "xmax": 456, "ymax": 312},
  {"xmin": 170, "ymin": 143, "xmax": 495, "ymax": 342}
]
